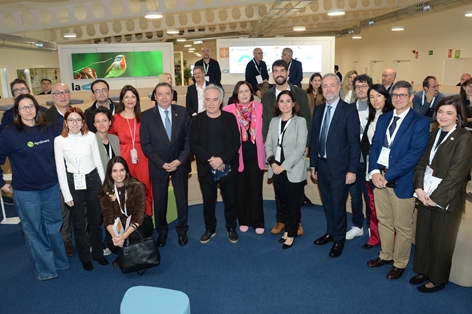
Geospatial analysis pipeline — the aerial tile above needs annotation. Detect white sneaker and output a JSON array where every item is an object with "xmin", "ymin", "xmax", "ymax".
[
  {"xmin": 103, "ymin": 248, "xmax": 112, "ymax": 256},
  {"xmin": 346, "ymin": 226, "xmax": 364, "ymax": 240}
]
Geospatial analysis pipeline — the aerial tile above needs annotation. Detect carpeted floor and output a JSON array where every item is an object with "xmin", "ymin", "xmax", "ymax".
[{"xmin": 0, "ymin": 199, "xmax": 471, "ymax": 314}]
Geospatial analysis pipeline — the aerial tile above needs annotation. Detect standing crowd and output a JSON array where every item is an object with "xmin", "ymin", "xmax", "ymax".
[{"xmin": 1, "ymin": 47, "xmax": 471, "ymax": 294}]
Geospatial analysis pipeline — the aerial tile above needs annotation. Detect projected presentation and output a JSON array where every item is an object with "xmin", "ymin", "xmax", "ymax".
[
  {"xmin": 71, "ymin": 51, "xmax": 163, "ymax": 79},
  {"xmin": 229, "ymin": 45, "xmax": 322, "ymax": 74}
]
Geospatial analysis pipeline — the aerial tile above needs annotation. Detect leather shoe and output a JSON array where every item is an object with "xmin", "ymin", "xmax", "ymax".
[
  {"xmin": 157, "ymin": 234, "xmax": 167, "ymax": 247},
  {"xmin": 283, "ymin": 243, "xmax": 293, "ymax": 249},
  {"xmin": 271, "ymin": 222, "xmax": 285, "ymax": 235},
  {"xmin": 178, "ymin": 233, "xmax": 188, "ymax": 246},
  {"xmin": 386, "ymin": 266, "xmax": 405, "ymax": 280},
  {"xmin": 297, "ymin": 223, "xmax": 304, "ymax": 236},
  {"xmin": 367, "ymin": 257, "xmax": 394, "ymax": 268},
  {"xmin": 417, "ymin": 282, "xmax": 445, "ymax": 293},
  {"xmin": 329, "ymin": 243, "xmax": 344, "ymax": 258},
  {"xmin": 314, "ymin": 233, "xmax": 333, "ymax": 245},
  {"xmin": 409, "ymin": 274, "xmax": 429, "ymax": 285},
  {"xmin": 362, "ymin": 243, "xmax": 374, "ymax": 250},
  {"xmin": 278, "ymin": 237, "xmax": 287, "ymax": 243}
]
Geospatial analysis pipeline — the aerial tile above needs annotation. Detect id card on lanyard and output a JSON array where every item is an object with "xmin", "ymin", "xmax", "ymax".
[
  {"xmin": 377, "ymin": 117, "xmax": 401, "ymax": 168},
  {"xmin": 203, "ymin": 62, "xmax": 210, "ymax": 82},
  {"xmin": 275, "ymin": 117, "xmax": 291, "ymax": 162},
  {"xmin": 68, "ymin": 136, "xmax": 87, "ymax": 190},
  {"xmin": 253, "ymin": 60, "xmax": 263, "ymax": 84}
]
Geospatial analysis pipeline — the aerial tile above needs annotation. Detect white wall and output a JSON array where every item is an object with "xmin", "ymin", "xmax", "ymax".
[{"xmin": 335, "ymin": 6, "xmax": 472, "ymax": 86}]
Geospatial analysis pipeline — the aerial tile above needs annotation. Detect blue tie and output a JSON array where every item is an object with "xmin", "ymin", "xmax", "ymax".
[
  {"xmin": 318, "ymin": 105, "xmax": 332, "ymax": 158},
  {"xmin": 384, "ymin": 116, "xmax": 400, "ymax": 147},
  {"xmin": 165, "ymin": 110, "xmax": 171, "ymax": 140}
]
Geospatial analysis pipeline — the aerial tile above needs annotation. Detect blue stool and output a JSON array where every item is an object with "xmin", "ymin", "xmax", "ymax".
[{"xmin": 120, "ymin": 286, "xmax": 191, "ymax": 314}]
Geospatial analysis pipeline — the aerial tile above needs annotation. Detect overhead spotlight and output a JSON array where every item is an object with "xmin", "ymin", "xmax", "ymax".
[
  {"xmin": 352, "ymin": 36, "xmax": 362, "ymax": 39},
  {"xmin": 293, "ymin": 26, "xmax": 306, "ymax": 31},
  {"xmin": 193, "ymin": 40, "xmax": 203, "ymax": 45},
  {"xmin": 167, "ymin": 29, "xmax": 179, "ymax": 34},
  {"xmin": 466, "ymin": 10, "xmax": 472, "ymax": 17},
  {"xmin": 327, "ymin": 9, "xmax": 345, "ymax": 16},
  {"xmin": 145, "ymin": 11, "xmax": 163, "ymax": 19},
  {"xmin": 176, "ymin": 38, "xmax": 186, "ymax": 42},
  {"xmin": 368, "ymin": 20, "xmax": 375, "ymax": 26},
  {"xmin": 391, "ymin": 26, "xmax": 404, "ymax": 31},
  {"xmin": 63, "ymin": 33, "xmax": 77, "ymax": 38}
]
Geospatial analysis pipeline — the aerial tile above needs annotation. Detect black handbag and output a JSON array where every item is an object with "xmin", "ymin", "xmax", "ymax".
[{"xmin": 118, "ymin": 229, "xmax": 160, "ymax": 275}]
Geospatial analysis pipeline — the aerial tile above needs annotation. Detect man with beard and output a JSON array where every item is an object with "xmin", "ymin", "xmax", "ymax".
[
  {"xmin": 310, "ymin": 73, "xmax": 360, "ymax": 258},
  {"xmin": 261, "ymin": 59, "xmax": 311, "ymax": 236},
  {"xmin": 412, "ymin": 76, "xmax": 445, "ymax": 123}
]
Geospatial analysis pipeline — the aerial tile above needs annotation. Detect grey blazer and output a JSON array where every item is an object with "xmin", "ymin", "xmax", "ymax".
[
  {"xmin": 266, "ymin": 115, "xmax": 307, "ymax": 183},
  {"xmin": 95, "ymin": 132, "xmax": 121, "ymax": 170}
]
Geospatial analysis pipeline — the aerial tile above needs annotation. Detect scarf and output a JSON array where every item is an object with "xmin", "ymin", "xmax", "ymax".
[{"xmin": 235, "ymin": 101, "xmax": 256, "ymax": 143}]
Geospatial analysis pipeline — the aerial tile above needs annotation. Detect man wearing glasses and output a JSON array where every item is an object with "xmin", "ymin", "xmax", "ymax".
[
  {"xmin": 346, "ymin": 75, "xmax": 373, "ymax": 243},
  {"xmin": 194, "ymin": 47, "xmax": 221, "ymax": 87},
  {"xmin": 84, "ymin": 79, "xmax": 117, "ymax": 132},
  {"xmin": 367, "ymin": 81, "xmax": 429, "ymax": 280},
  {"xmin": 245, "ymin": 47, "xmax": 269, "ymax": 99}
]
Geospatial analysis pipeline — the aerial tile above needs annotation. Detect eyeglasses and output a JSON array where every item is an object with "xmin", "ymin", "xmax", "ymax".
[
  {"xmin": 67, "ymin": 118, "xmax": 82, "ymax": 124},
  {"xmin": 13, "ymin": 87, "xmax": 29, "ymax": 95},
  {"xmin": 93, "ymin": 88, "xmax": 109, "ymax": 94},
  {"xmin": 355, "ymin": 85, "xmax": 369, "ymax": 90},
  {"xmin": 52, "ymin": 90, "xmax": 71, "ymax": 97},
  {"xmin": 391, "ymin": 93, "xmax": 410, "ymax": 99},
  {"xmin": 18, "ymin": 104, "xmax": 35, "ymax": 111}
]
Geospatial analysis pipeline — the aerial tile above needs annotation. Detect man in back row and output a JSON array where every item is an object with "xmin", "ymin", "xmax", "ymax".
[
  {"xmin": 281, "ymin": 48, "xmax": 303, "ymax": 88},
  {"xmin": 84, "ymin": 79, "xmax": 117, "ymax": 132},
  {"xmin": 245, "ymin": 47, "xmax": 269, "ymax": 99},
  {"xmin": 412, "ymin": 76, "xmax": 445, "ymax": 123},
  {"xmin": 194, "ymin": 47, "xmax": 221, "ymax": 86}
]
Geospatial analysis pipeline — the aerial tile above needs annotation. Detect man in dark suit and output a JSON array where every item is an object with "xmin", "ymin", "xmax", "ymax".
[
  {"xmin": 367, "ymin": 81, "xmax": 429, "ymax": 280},
  {"xmin": 141, "ymin": 82, "xmax": 191, "ymax": 247},
  {"xmin": 186, "ymin": 66, "xmax": 209, "ymax": 117},
  {"xmin": 310, "ymin": 73, "xmax": 360, "ymax": 258},
  {"xmin": 281, "ymin": 48, "xmax": 303, "ymax": 88},
  {"xmin": 245, "ymin": 47, "xmax": 269, "ymax": 99},
  {"xmin": 194, "ymin": 47, "xmax": 221, "ymax": 86},
  {"xmin": 382, "ymin": 68, "xmax": 396, "ymax": 93},
  {"xmin": 84, "ymin": 79, "xmax": 117, "ymax": 132}
]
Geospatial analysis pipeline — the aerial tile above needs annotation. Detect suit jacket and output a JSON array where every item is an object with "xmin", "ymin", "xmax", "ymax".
[
  {"xmin": 414, "ymin": 127, "xmax": 472, "ymax": 213},
  {"xmin": 222, "ymin": 103, "xmax": 266, "ymax": 172},
  {"xmin": 195, "ymin": 58, "xmax": 221, "ymax": 85},
  {"xmin": 288, "ymin": 59, "xmax": 303, "ymax": 88},
  {"xmin": 245, "ymin": 58, "xmax": 269, "ymax": 93},
  {"xmin": 185, "ymin": 81, "xmax": 209, "ymax": 117},
  {"xmin": 95, "ymin": 132, "xmax": 121, "ymax": 170},
  {"xmin": 310, "ymin": 98, "xmax": 360, "ymax": 178},
  {"xmin": 190, "ymin": 111, "xmax": 240, "ymax": 176},
  {"xmin": 140, "ymin": 104, "xmax": 191, "ymax": 179},
  {"xmin": 412, "ymin": 91, "xmax": 445, "ymax": 123},
  {"xmin": 369, "ymin": 109, "xmax": 430, "ymax": 198},
  {"xmin": 43, "ymin": 105, "xmax": 70, "ymax": 136},
  {"xmin": 84, "ymin": 100, "xmax": 117, "ymax": 133},
  {"xmin": 266, "ymin": 116, "xmax": 307, "ymax": 183}
]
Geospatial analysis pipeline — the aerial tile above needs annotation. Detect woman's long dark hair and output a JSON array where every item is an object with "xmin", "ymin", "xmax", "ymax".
[
  {"xmin": 13, "ymin": 94, "xmax": 47, "ymax": 132},
  {"xmin": 273, "ymin": 90, "xmax": 301, "ymax": 117},
  {"xmin": 117, "ymin": 85, "xmax": 142, "ymax": 123},
  {"xmin": 367, "ymin": 84, "xmax": 393, "ymax": 123},
  {"xmin": 98, "ymin": 156, "xmax": 136, "ymax": 197},
  {"xmin": 306, "ymin": 72, "xmax": 323, "ymax": 96}
]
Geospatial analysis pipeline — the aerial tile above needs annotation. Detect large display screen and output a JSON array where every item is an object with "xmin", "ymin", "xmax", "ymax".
[
  {"xmin": 229, "ymin": 45, "xmax": 322, "ymax": 74},
  {"xmin": 71, "ymin": 51, "xmax": 163, "ymax": 79}
]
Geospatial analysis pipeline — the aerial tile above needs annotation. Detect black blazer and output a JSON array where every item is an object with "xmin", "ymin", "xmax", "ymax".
[
  {"xmin": 190, "ymin": 111, "xmax": 240, "ymax": 176},
  {"xmin": 140, "ymin": 104, "xmax": 191, "ymax": 179},
  {"xmin": 83, "ymin": 100, "xmax": 117, "ymax": 133},
  {"xmin": 186, "ymin": 81, "xmax": 210, "ymax": 117}
]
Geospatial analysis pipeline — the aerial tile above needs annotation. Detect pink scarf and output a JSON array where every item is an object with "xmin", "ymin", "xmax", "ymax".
[{"xmin": 235, "ymin": 101, "xmax": 256, "ymax": 143}]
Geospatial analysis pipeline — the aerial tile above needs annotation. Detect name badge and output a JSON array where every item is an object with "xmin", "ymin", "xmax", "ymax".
[
  {"xmin": 425, "ymin": 165, "xmax": 434, "ymax": 181},
  {"xmin": 205, "ymin": 75, "xmax": 210, "ymax": 82},
  {"xmin": 130, "ymin": 148, "xmax": 138, "ymax": 164},
  {"xmin": 275, "ymin": 145, "xmax": 282, "ymax": 163},
  {"xmin": 73, "ymin": 173, "xmax": 87, "ymax": 190},
  {"xmin": 256, "ymin": 75, "xmax": 263, "ymax": 84},
  {"xmin": 377, "ymin": 146, "xmax": 390, "ymax": 168}
]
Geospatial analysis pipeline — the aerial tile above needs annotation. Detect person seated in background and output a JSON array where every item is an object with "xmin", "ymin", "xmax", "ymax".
[
  {"xmin": 412, "ymin": 76, "xmax": 445, "ymax": 124},
  {"xmin": 98, "ymin": 156, "xmax": 154, "ymax": 268},
  {"xmin": 151, "ymin": 73, "xmax": 178, "ymax": 106},
  {"xmin": 39, "ymin": 78, "xmax": 52, "ymax": 95}
]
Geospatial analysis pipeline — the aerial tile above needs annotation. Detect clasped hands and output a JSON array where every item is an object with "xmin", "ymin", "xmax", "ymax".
[
  {"xmin": 111, "ymin": 234, "xmax": 127, "ymax": 247},
  {"xmin": 163, "ymin": 159, "xmax": 182, "ymax": 172},
  {"xmin": 415, "ymin": 188, "xmax": 437, "ymax": 207},
  {"xmin": 208, "ymin": 156, "xmax": 225, "ymax": 171}
]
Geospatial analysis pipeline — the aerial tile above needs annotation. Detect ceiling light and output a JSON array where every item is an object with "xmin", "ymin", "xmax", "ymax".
[
  {"xmin": 167, "ymin": 29, "xmax": 179, "ymax": 34},
  {"xmin": 189, "ymin": 48, "xmax": 195, "ymax": 51},
  {"xmin": 176, "ymin": 38, "xmax": 186, "ymax": 42},
  {"xmin": 466, "ymin": 10, "xmax": 472, "ymax": 17},
  {"xmin": 327, "ymin": 9, "xmax": 345, "ymax": 16},
  {"xmin": 391, "ymin": 26, "xmax": 404, "ymax": 31},
  {"xmin": 352, "ymin": 36, "xmax": 362, "ymax": 39},
  {"xmin": 293, "ymin": 26, "xmax": 306, "ymax": 31},
  {"xmin": 368, "ymin": 20, "xmax": 375, "ymax": 26},
  {"xmin": 145, "ymin": 11, "xmax": 163, "ymax": 19},
  {"xmin": 184, "ymin": 44, "xmax": 192, "ymax": 47},
  {"xmin": 63, "ymin": 33, "xmax": 77, "ymax": 38},
  {"xmin": 193, "ymin": 40, "xmax": 203, "ymax": 45}
]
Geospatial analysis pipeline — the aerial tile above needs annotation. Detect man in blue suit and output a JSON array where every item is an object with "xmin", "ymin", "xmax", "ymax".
[
  {"xmin": 282, "ymin": 48, "xmax": 303, "ymax": 88},
  {"xmin": 141, "ymin": 82, "xmax": 191, "ymax": 247},
  {"xmin": 367, "ymin": 81, "xmax": 429, "ymax": 280},
  {"xmin": 310, "ymin": 73, "xmax": 360, "ymax": 258}
]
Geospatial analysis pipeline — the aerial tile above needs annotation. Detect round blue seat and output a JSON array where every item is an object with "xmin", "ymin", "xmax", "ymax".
[{"xmin": 120, "ymin": 286, "xmax": 191, "ymax": 314}]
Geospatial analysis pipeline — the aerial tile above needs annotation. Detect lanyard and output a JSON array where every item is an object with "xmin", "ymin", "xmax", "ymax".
[
  {"xmin": 126, "ymin": 116, "xmax": 136, "ymax": 149},
  {"xmin": 253, "ymin": 59, "xmax": 261, "ymax": 75},
  {"xmin": 429, "ymin": 125, "xmax": 456, "ymax": 165},
  {"xmin": 67, "ymin": 135, "xmax": 83, "ymax": 172},
  {"xmin": 114, "ymin": 183, "xmax": 128, "ymax": 217},
  {"xmin": 385, "ymin": 116, "xmax": 401, "ymax": 147},
  {"xmin": 277, "ymin": 116, "xmax": 292, "ymax": 146},
  {"xmin": 203, "ymin": 61, "xmax": 209, "ymax": 75},
  {"xmin": 422, "ymin": 91, "xmax": 436, "ymax": 108},
  {"xmin": 287, "ymin": 61, "xmax": 292, "ymax": 72}
]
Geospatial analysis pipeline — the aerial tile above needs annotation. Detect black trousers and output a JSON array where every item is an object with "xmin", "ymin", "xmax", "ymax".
[
  {"xmin": 237, "ymin": 158, "xmax": 264, "ymax": 229},
  {"xmin": 106, "ymin": 215, "xmax": 154, "ymax": 255},
  {"xmin": 67, "ymin": 169, "xmax": 103, "ymax": 262},
  {"xmin": 198, "ymin": 170, "xmax": 238, "ymax": 232},
  {"xmin": 272, "ymin": 172, "xmax": 303, "ymax": 238}
]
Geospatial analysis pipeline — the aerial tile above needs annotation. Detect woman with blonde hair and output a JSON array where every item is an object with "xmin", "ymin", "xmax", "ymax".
[{"xmin": 340, "ymin": 70, "xmax": 358, "ymax": 103}]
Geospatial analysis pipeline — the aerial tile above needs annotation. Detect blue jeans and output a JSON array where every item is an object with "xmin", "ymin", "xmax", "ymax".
[{"xmin": 14, "ymin": 183, "xmax": 70, "ymax": 280}]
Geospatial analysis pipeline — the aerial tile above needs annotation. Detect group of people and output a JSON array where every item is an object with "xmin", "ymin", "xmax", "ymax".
[{"xmin": 1, "ymin": 58, "xmax": 470, "ymax": 295}]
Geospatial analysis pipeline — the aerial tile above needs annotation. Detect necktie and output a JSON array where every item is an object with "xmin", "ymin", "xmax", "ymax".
[
  {"xmin": 318, "ymin": 105, "xmax": 332, "ymax": 158},
  {"xmin": 165, "ymin": 110, "xmax": 171, "ymax": 140},
  {"xmin": 384, "ymin": 116, "xmax": 400, "ymax": 147}
]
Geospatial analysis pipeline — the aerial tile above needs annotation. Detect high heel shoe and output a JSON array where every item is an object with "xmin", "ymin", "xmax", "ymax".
[
  {"xmin": 282, "ymin": 237, "xmax": 294, "ymax": 249},
  {"xmin": 278, "ymin": 237, "xmax": 287, "ymax": 243}
]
